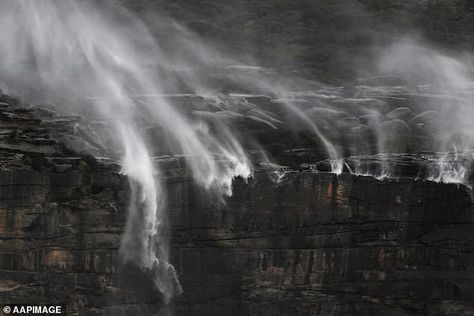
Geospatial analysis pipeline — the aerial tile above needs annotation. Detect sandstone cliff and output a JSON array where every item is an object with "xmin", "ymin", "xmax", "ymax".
[{"xmin": 0, "ymin": 96, "xmax": 473, "ymax": 315}]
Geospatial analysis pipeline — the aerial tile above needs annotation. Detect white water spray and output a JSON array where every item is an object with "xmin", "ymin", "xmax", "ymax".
[
  {"xmin": 2, "ymin": 0, "xmax": 474, "ymax": 306},
  {"xmin": 0, "ymin": 0, "xmax": 252, "ymax": 301}
]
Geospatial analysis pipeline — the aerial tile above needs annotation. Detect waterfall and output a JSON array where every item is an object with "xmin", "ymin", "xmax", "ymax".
[
  {"xmin": 0, "ymin": 0, "xmax": 252, "ymax": 301},
  {"xmin": 1, "ymin": 0, "xmax": 474, "ymax": 306}
]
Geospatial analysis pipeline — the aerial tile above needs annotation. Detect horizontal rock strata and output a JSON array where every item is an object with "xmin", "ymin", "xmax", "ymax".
[{"xmin": 0, "ymin": 96, "xmax": 472, "ymax": 315}]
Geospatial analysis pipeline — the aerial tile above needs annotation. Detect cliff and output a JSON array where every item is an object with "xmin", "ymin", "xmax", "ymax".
[
  {"xmin": 120, "ymin": 0, "xmax": 474, "ymax": 83},
  {"xmin": 171, "ymin": 173, "xmax": 474, "ymax": 316},
  {"xmin": 0, "ymin": 96, "xmax": 473, "ymax": 315}
]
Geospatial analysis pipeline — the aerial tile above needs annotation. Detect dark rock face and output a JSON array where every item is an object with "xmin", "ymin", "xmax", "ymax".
[
  {"xmin": 121, "ymin": 0, "xmax": 474, "ymax": 83},
  {"xmin": 0, "ymin": 96, "xmax": 165, "ymax": 315},
  {"xmin": 0, "ymin": 160, "xmax": 132, "ymax": 315},
  {"xmin": 0, "ymin": 95, "xmax": 473, "ymax": 316},
  {"xmin": 169, "ymin": 173, "xmax": 474, "ymax": 316}
]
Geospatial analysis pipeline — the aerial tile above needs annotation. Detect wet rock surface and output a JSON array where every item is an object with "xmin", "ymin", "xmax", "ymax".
[
  {"xmin": 0, "ymin": 96, "xmax": 473, "ymax": 315},
  {"xmin": 0, "ymin": 96, "xmax": 165, "ymax": 315},
  {"xmin": 316, "ymin": 153, "xmax": 474, "ymax": 184},
  {"xmin": 169, "ymin": 173, "xmax": 474, "ymax": 316}
]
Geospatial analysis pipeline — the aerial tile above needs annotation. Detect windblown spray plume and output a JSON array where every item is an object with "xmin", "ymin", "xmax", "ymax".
[
  {"xmin": 0, "ymin": 0, "xmax": 253, "ymax": 302},
  {"xmin": 335, "ymin": 38, "xmax": 474, "ymax": 183},
  {"xmin": 1, "ymin": 0, "xmax": 474, "ymax": 306},
  {"xmin": 375, "ymin": 38, "xmax": 474, "ymax": 183}
]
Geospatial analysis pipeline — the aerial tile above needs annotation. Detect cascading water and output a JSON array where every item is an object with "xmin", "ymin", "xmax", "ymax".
[
  {"xmin": 375, "ymin": 38, "xmax": 474, "ymax": 184},
  {"xmin": 0, "ymin": 0, "xmax": 253, "ymax": 302},
  {"xmin": 2, "ymin": 0, "xmax": 474, "ymax": 309}
]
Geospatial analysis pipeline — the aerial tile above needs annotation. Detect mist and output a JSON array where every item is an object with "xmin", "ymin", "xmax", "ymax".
[{"xmin": 1, "ymin": 0, "xmax": 474, "ymax": 308}]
